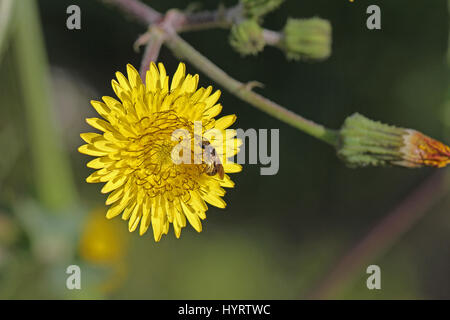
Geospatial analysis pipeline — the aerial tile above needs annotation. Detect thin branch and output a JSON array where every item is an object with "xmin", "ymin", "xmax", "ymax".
[
  {"xmin": 137, "ymin": 28, "xmax": 165, "ymax": 80},
  {"xmin": 263, "ymin": 29, "xmax": 282, "ymax": 46},
  {"xmin": 103, "ymin": 0, "xmax": 284, "ymax": 47},
  {"xmin": 174, "ymin": 5, "xmax": 240, "ymax": 32},
  {"xmin": 175, "ymin": 5, "xmax": 284, "ymax": 47},
  {"xmin": 307, "ymin": 171, "xmax": 447, "ymax": 299},
  {"xmin": 102, "ymin": 0, "xmax": 162, "ymax": 25}
]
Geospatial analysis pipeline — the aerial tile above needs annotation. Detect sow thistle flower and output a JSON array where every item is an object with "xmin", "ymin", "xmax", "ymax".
[{"xmin": 79, "ymin": 62, "xmax": 242, "ymax": 241}]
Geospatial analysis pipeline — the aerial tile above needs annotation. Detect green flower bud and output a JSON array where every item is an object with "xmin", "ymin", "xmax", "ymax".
[
  {"xmin": 241, "ymin": 0, "xmax": 284, "ymax": 19},
  {"xmin": 282, "ymin": 17, "xmax": 332, "ymax": 61},
  {"xmin": 337, "ymin": 113, "xmax": 450, "ymax": 168},
  {"xmin": 229, "ymin": 20, "xmax": 265, "ymax": 56}
]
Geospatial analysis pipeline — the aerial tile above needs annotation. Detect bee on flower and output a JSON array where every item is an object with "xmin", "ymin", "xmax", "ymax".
[{"xmin": 79, "ymin": 62, "xmax": 242, "ymax": 242}]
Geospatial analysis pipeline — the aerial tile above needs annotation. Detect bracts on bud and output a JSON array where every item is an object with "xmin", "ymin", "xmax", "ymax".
[
  {"xmin": 337, "ymin": 113, "xmax": 450, "ymax": 168},
  {"xmin": 281, "ymin": 17, "xmax": 332, "ymax": 61},
  {"xmin": 229, "ymin": 19, "xmax": 265, "ymax": 56}
]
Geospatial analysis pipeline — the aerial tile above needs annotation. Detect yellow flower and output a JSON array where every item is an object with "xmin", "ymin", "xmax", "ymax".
[
  {"xmin": 79, "ymin": 208, "xmax": 129, "ymax": 294},
  {"xmin": 79, "ymin": 62, "xmax": 242, "ymax": 241},
  {"xmin": 79, "ymin": 208, "xmax": 128, "ymax": 264}
]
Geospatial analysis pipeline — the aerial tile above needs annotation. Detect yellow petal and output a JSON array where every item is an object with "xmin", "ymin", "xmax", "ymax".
[
  {"xmin": 78, "ymin": 144, "xmax": 108, "ymax": 157},
  {"xmin": 158, "ymin": 62, "xmax": 167, "ymax": 87},
  {"xmin": 215, "ymin": 114, "xmax": 237, "ymax": 130},
  {"xmin": 203, "ymin": 104, "xmax": 222, "ymax": 119},
  {"xmin": 122, "ymin": 202, "xmax": 136, "ymax": 220},
  {"xmin": 92, "ymin": 140, "xmax": 118, "ymax": 153},
  {"xmin": 219, "ymin": 174, "xmax": 235, "ymax": 188},
  {"xmin": 90, "ymin": 100, "xmax": 111, "ymax": 119},
  {"xmin": 86, "ymin": 118, "xmax": 114, "ymax": 133},
  {"xmin": 223, "ymin": 162, "xmax": 242, "ymax": 173},
  {"xmin": 139, "ymin": 212, "xmax": 151, "ymax": 236},
  {"xmin": 181, "ymin": 201, "xmax": 202, "ymax": 232},
  {"xmin": 101, "ymin": 175, "xmax": 127, "ymax": 194},
  {"xmin": 173, "ymin": 221, "xmax": 182, "ymax": 239},
  {"xmin": 86, "ymin": 157, "xmax": 114, "ymax": 169},
  {"xmin": 203, "ymin": 89, "xmax": 221, "ymax": 109},
  {"xmin": 126, "ymin": 64, "xmax": 142, "ymax": 88},
  {"xmin": 201, "ymin": 192, "xmax": 226, "ymax": 208},
  {"xmin": 146, "ymin": 62, "xmax": 159, "ymax": 92},
  {"xmin": 80, "ymin": 132, "xmax": 102, "ymax": 144},
  {"xmin": 116, "ymin": 71, "xmax": 131, "ymax": 92},
  {"xmin": 128, "ymin": 203, "xmax": 142, "ymax": 232},
  {"xmin": 170, "ymin": 62, "xmax": 186, "ymax": 91},
  {"xmin": 191, "ymin": 191, "xmax": 208, "ymax": 212},
  {"xmin": 85, "ymin": 171, "xmax": 102, "ymax": 183},
  {"xmin": 111, "ymin": 80, "xmax": 131, "ymax": 102},
  {"xmin": 102, "ymin": 96, "xmax": 125, "ymax": 115},
  {"xmin": 139, "ymin": 197, "xmax": 151, "ymax": 235},
  {"xmin": 105, "ymin": 187, "xmax": 124, "ymax": 205},
  {"xmin": 106, "ymin": 198, "xmax": 128, "ymax": 219}
]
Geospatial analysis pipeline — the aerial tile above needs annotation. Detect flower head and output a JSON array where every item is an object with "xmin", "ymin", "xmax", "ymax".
[
  {"xmin": 79, "ymin": 62, "xmax": 242, "ymax": 241},
  {"xmin": 337, "ymin": 113, "xmax": 450, "ymax": 168}
]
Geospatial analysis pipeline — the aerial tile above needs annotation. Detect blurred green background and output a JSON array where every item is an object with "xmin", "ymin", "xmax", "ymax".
[{"xmin": 0, "ymin": 0, "xmax": 449, "ymax": 299}]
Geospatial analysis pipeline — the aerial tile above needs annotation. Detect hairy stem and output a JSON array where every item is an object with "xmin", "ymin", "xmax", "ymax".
[
  {"xmin": 138, "ymin": 28, "xmax": 165, "ymax": 80},
  {"xmin": 103, "ymin": 0, "xmax": 161, "ymax": 24}
]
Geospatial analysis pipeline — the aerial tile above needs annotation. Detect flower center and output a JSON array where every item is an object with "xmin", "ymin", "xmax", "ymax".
[{"xmin": 125, "ymin": 111, "xmax": 206, "ymax": 200}]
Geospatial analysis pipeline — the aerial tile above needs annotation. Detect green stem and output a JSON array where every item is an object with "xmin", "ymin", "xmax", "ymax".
[
  {"xmin": 165, "ymin": 33, "xmax": 339, "ymax": 146},
  {"xmin": 14, "ymin": 0, "xmax": 77, "ymax": 211}
]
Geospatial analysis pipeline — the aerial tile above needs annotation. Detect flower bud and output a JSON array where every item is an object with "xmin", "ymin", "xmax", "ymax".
[
  {"xmin": 282, "ymin": 17, "xmax": 332, "ymax": 61},
  {"xmin": 229, "ymin": 20, "xmax": 265, "ymax": 56},
  {"xmin": 337, "ymin": 113, "xmax": 450, "ymax": 168}
]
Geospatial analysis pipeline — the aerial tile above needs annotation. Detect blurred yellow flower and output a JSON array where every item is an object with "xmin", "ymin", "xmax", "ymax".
[
  {"xmin": 79, "ymin": 208, "xmax": 127, "ymax": 264},
  {"xmin": 79, "ymin": 208, "xmax": 129, "ymax": 294},
  {"xmin": 79, "ymin": 62, "xmax": 242, "ymax": 241}
]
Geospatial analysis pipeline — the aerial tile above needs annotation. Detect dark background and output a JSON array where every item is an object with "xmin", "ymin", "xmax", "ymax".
[{"xmin": 0, "ymin": 0, "xmax": 449, "ymax": 299}]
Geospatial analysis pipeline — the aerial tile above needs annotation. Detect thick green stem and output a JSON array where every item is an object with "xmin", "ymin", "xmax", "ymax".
[
  {"xmin": 165, "ymin": 33, "xmax": 339, "ymax": 146},
  {"xmin": 14, "ymin": 0, "xmax": 77, "ymax": 211}
]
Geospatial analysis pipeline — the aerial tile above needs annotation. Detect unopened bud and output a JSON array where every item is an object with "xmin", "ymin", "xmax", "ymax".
[
  {"xmin": 229, "ymin": 20, "xmax": 265, "ymax": 56},
  {"xmin": 338, "ymin": 113, "xmax": 450, "ymax": 168},
  {"xmin": 282, "ymin": 17, "xmax": 332, "ymax": 61}
]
